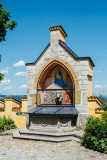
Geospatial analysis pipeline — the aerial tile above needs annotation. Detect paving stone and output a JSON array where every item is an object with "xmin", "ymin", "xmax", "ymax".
[{"xmin": 0, "ymin": 132, "xmax": 106, "ymax": 160}]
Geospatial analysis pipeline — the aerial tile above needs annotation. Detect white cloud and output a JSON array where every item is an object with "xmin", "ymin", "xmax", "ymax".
[
  {"xmin": 94, "ymin": 81, "xmax": 100, "ymax": 83},
  {"xmin": 13, "ymin": 60, "xmax": 25, "ymax": 67},
  {"xmin": 0, "ymin": 79, "xmax": 11, "ymax": 85},
  {"xmin": 94, "ymin": 85, "xmax": 106, "ymax": 89},
  {"xmin": 15, "ymin": 72, "xmax": 26, "ymax": 76},
  {"xmin": 19, "ymin": 84, "xmax": 27, "ymax": 88},
  {"xmin": 3, "ymin": 86, "xmax": 12, "ymax": 91},
  {"xmin": 0, "ymin": 67, "xmax": 9, "ymax": 74},
  {"xmin": 93, "ymin": 70, "xmax": 102, "ymax": 73}
]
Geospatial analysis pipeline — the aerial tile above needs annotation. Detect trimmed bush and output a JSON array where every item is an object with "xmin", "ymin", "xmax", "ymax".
[
  {"xmin": 81, "ymin": 112, "xmax": 107, "ymax": 153},
  {"xmin": 0, "ymin": 116, "xmax": 16, "ymax": 133}
]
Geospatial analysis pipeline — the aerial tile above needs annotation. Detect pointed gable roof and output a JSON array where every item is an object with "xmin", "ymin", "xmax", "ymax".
[
  {"xmin": 59, "ymin": 40, "xmax": 95, "ymax": 67},
  {"xmin": 25, "ymin": 40, "xmax": 95, "ymax": 67}
]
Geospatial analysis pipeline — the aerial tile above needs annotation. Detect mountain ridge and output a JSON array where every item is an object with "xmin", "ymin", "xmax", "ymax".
[{"xmin": 0, "ymin": 95, "xmax": 27, "ymax": 101}]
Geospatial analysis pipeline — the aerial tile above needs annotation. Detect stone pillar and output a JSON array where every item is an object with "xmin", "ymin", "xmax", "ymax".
[
  {"xmin": 21, "ymin": 97, "xmax": 28, "ymax": 112},
  {"xmin": 49, "ymin": 25, "xmax": 67, "ymax": 44},
  {"xmin": 21, "ymin": 96, "xmax": 28, "ymax": 128}
]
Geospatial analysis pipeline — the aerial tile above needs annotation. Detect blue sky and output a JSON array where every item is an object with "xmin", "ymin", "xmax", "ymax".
[{"xmin": 0, "ymin": 0, "xmax": 107, "ymax": 95}]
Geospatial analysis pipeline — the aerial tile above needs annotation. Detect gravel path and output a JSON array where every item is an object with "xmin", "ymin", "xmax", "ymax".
[{"xmin": 0, "ymin": 131, "xmax": 107, "ymax": 160}]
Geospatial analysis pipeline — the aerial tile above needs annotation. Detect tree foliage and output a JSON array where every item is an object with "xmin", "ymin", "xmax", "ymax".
[
  {"xmin": 0, "ymin": 0, "xmax": 17, "ymax": 81},
  {"xmin": 99, "ymin": 95, "xmax": 107, "ymax": 111},
  {"xmin": 0, "ymin": 72, "xmax": 4, "ymax": 81},
  {"xmin": 0, "ymin": 0, "xmax": 17, "ymax": 42}
]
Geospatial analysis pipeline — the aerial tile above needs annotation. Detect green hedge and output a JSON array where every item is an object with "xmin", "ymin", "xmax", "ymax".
[
  {"xmin": 81, "ymin": 112, "xmax": 107, "ymax": 153},
  {"xmin": 0, "ymin": 116, "xmax": 16, "ymax": 133}
]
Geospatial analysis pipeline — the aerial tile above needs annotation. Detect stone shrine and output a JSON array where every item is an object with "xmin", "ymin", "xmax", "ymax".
[
  {"xmin": 26, "ymin": 25, "xmax": 94, "ymax": 130},
  {"xmin": 13, "ymin": 25, "xmax": 95, "ymax": 141}
]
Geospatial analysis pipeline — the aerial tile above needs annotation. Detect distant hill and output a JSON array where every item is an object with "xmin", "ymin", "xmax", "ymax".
[
  {"xmin": 0, "ymin": 95, "xmax": 27, "ymax": 101},
  {"xmin": 0, "ymin": 94, "xmax": 107, "ymax": 102},
  {"xmin": 97, "ymin": 96, "xmax": 107, "ymax": 102},
  {"xmin": 103, "ymin": 96, "xmax": 107, "ymax": 101}
]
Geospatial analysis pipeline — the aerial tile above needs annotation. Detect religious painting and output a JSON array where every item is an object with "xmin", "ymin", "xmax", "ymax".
[
  {"xmin": 64, "ymin": 91, "xmax": 73, "ymax": 104},
  {"xmin": 43, "ymin": 90, "xmax": 73, "ymax": 105},
  {"xmin": 43, "ymin": 65, "xmax": 74, "ymax": 105},
  {"xmin": 44, "ymin": 65, "xmax": 73, "ymax": 89},
  {"xmin": 44, "ymin": 91, "xmax": 55, "ymax": 104},
  {"xmin": 54, "ymin": 68, "xmax": 69, "ymax": 88}
]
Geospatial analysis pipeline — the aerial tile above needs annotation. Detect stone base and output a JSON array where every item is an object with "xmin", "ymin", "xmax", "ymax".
[
  {"xmin": 76, "ymin": 113, "xmax": 89, "ymax": 129},
  {"xmin": 29, "ymin": 126, "xmax": 77, "ymax": 133},
  {"xmin": 29, "ymin": 115, "xmax": 77, "ymax": 132}
]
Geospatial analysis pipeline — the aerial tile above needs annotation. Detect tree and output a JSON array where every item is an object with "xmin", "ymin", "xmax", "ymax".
[
  {"xmin": 0, "ymin": 73, "xmax": 4, "ymax": 81},
  {"xmin": 0, "ymin": 0, "xmax": 17, "ymax": 42},
  {"xmin": 0, "ymin": 0, "xmax": 17, "ymax": 81},
  {"xmin": 99, "ymin": 95, "xmax": 107, "ymax": 111}
]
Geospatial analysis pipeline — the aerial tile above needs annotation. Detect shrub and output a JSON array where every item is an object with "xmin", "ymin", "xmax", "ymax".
[
  {"xmin": 81, "ymin": 112, "xmax": 107, "ymax": 153},
  {"xmin": 101, "ymin": 103, "xmax": 107, "ymax": 111},
  {"xmin": 102, "ymin": 111, "xmax": 107, "ymax": 121},
  {"xmin": 0, "ymin": 116, "xmax": 16, "ymax": 133}
]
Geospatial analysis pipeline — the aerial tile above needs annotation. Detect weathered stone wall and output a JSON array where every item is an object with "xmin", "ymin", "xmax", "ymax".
[
  {"xmin": 26, "ymin": 42, "xmax": 91, "ymax": 128},
  {"xmin": 26, "ymin": 25, "xmax": 95, "ymax": 129}
]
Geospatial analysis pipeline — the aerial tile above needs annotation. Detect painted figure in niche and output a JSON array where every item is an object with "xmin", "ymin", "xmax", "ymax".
[
  {"xmin": 54, "ymin": 68, "xmax": 68, "ymax": 88},
  {"xmin": 55, "ymin": 91, "xmax": 63, "ymax": 105},
  {"xmin": 64, "ymin": 91, "xmax": 73, "ymax": 104}
]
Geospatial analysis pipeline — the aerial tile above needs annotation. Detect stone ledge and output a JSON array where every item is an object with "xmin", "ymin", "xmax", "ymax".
[
  {"xmin": 21, "ymin": 97, "xmax": 28, "ymax": 101},
  {"xmin": 88, "ymin": 96, "xmax": 101, "ymax": 106},
  {"xmin": 0, "ymin": 99, "xmax": 5, "ymax": 103},
  {"xmin": 4, "ymin": 97, "xmax": 21, "ymax": 105},
  {"xmin": 0, "ymin": 129, "xmax": 18, "ymax": 136}
]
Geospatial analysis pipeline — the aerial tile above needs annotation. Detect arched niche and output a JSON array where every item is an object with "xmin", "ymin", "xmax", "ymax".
[{"xmin": 36, "ymin": 60, "xmax": 75, "ymax": 106}]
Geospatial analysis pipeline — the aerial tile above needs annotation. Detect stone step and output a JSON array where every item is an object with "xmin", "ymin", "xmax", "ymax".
[
  {"xmin": 29, "ymin": 126, "xmax": 77, "ymax": 133},
  {"xmin": 19, "ymin": 128, "xmax": 82, "ymax": 139},
  {"xmin": 13, "ymin": 130, "xmax": 81, "ymax": 142}
]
